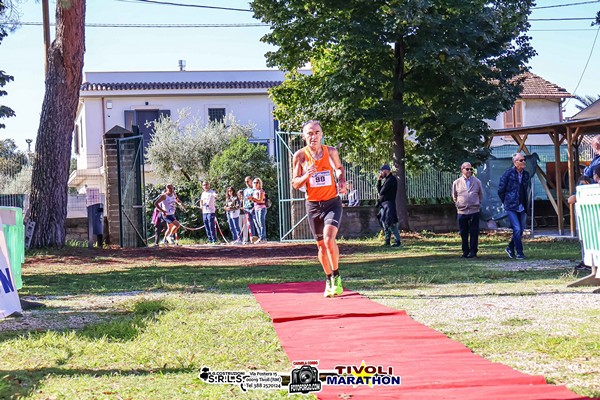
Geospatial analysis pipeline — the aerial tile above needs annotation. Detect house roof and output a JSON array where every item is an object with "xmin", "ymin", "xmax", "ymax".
[
  {"xmin": 79, "ymin": 69, "xmax": 571, "ymax": 99},
  {"xmin": 80, "ymin": 80, "xmax": 282, "ymax": 92},
  {"xmin": 570, "ymin": 97, "xmax": 600, "ymax": 120},
  {"xmin": 518, "ymin": 72, "xmax": 573, "ymax": 99},
  {"xmin": 79, "ymin": 70, "xmax": 306, "ymax": 93}
]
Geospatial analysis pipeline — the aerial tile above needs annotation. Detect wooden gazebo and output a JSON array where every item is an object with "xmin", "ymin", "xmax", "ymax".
[{"xmin": 492, "ymin": 116, "xmax": 600, "ymax": 236}]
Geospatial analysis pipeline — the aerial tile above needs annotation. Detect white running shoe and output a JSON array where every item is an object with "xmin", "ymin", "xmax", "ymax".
[
  {"xmin": 323, "ymin": 278, "xmax": 334, "ymax": 298},
  {"xmin": 167, "ymin": 235, "xmax": 174, "ymax": 244}
]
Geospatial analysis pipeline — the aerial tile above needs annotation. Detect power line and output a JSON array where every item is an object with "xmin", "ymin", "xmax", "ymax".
[
  {"xmin": 529, "ymin": 17, "xmax": 595, "ymax": 21},
  {"xmin": 533, "ymin": 0, "xmax": 600, "ymax": 10},
  {"xmin": 565, "ymin": 25, "xmax": 600, "ymax": 104},
  {"xmin": 13, "ymin": 22, "xmax": 267, "ymax": 28},
  {"xmin": 115, "ymin": 0, "xmax": 253, "ymax": 12},
  {"xmin": 530, "ymin": 28, "xmax": 598, "ymax": 31},
  {"xmin": 9, "ymin": 18, "xmax": 596, "ymax": 29}
]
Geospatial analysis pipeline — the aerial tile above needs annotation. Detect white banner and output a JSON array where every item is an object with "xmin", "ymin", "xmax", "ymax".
[{"xmin": 0, "ymin": 215, "xmax": 22, "ymax": 318}]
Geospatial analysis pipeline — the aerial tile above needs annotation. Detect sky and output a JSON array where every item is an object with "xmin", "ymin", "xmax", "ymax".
[{"xmin": 1, "ymin": 0, "xmax": 599, "ymax": 151}]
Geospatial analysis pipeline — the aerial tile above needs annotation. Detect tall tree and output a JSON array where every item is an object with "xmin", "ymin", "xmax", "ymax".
[
  {"xmin": 0, "ymin": 1, "xmax": 18, "ymax": 129},
  {"xmin": 28, "ymin": 0, "xmax": 85, "ymax": 247},
  {"xmin": 252, "ymin": 0, "xmax": 535, "ymax": 229}
]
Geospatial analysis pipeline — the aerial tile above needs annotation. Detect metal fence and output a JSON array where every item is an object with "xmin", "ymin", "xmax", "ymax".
[
  {"xmin": 275, "ymin": 132, "xmax": 459, "ymax": 241},
  {"xmin": 0, "ymin": 158, "xmax": 106, "ymax": 219}
]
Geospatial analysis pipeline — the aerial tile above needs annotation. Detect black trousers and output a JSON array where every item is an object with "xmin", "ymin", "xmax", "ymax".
[{"xmin": 458, "ymin": 212, "xmax": 480, "ymax": 256}]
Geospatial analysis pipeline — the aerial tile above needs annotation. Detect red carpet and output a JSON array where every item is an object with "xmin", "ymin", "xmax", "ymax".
[{"xmin": 249, "ymin": 281, "xmax": 591, "ymax": 399}]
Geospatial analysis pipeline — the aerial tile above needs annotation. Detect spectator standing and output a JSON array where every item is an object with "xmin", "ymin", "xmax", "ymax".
[
  {"xmin": 498, "ymin": 153, "xmax": 531, "ymax": 259},
  {"xmin": 347, "ymin": 180, "xmax": 360, "ymax": 207},
  {"xmin": 225, "ymin": 186, "xmax": 242, "ymax": 244},
  {"xmin": 249, "ymin": 177, "xmax": 268, "ymax": 243},
  {"xmin": 377, "ymin": 164, "xmax": 401, "ymax": 247},
  {"xmin": 237, "ymin": 189, "xmax": 250, "ymax": 244},
  {"xmin": 200, "ymin": 181, "xmax": 217, "ymax": 244},
  {"xmin": 452, "ymin": 162, "xmax": 483, "ymax": 258},
  {"xmin": 583, "ymin": 136, "xmax": 600, "ymax": 180},
  {"xmin": 567, "ymin": 174, "xmax": 595, "ymax": 271},
  {"xmin": 153, "ymin": 184, "xmax": 185, "ymax": 245},
  {"xmin": 568, "ymin": 175, "xmax": 594, "ymax": 205},
  {"xmin": 242, "ymin": 176, "xmax": 257, "ymax": 244}
]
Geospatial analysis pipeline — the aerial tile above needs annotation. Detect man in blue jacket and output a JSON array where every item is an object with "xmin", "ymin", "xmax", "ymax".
[{"xmin": 498, "ymin": 153, "xmax": 531, "ymax": 259}]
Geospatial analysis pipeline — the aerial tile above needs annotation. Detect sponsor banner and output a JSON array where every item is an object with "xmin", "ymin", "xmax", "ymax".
[
  {"xmin": 199, "ymin": 360, "xmax": 401, "ymax": 395},
  {"xmin": 0, "ymin": 215, "xmax": 21, "ymax": 318}
]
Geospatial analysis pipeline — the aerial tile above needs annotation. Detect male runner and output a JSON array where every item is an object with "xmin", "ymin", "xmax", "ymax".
[{"xmin": 292, "ymin": 120, "xmax": 347, "ymax": 297}]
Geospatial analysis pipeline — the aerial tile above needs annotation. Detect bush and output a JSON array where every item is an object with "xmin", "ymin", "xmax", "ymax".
[
  {"xmin": 208, "ymin": 136, "xmax": 279, "ymax": 239},
  {"xmin": 146, "ymin": 137, "xmax": 279, "ymax": 241}
]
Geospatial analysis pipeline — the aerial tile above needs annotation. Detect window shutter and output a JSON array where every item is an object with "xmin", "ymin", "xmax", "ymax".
[
  {"xmin": 504, "ymin": 109, "xmax": 515, "ymax": 128},
  {"xmin": 514, "ymin": 101, "xmax": 523, "ymax": 127},
  {"xmin": 124, "ymin": 110, "xmax": 135, "ymax": 132}
]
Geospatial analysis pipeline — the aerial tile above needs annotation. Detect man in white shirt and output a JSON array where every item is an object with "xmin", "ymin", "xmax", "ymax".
[
  {"xmin": 242, "ymin": 176, "xmax": 257, "ymax": 244},
  {"xmin": 200, "ymin": 181, "xmax": 218, "ymax": 243}
]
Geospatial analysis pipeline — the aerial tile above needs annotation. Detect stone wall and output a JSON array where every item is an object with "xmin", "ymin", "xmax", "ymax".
[
  {"xmin": 65, "ymin": 217, "xmax": 109, "ymax": 244},
  {"xmin": 338, "ymin": 204, "xmax": 457, "ymax": 238},
  {"xmin": 65, "ymin": 218, "xmax": 88, "ymax": 242}
]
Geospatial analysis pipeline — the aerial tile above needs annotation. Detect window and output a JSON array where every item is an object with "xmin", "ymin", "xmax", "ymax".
[
  {"xmin": 124, "ymin": 109, "xmax": 170, "ymax": 150},
  {"xmin": 503, "ymin": 101, "xmax": 523, "ymax": 128},
  {"xmin": 208, "ymin": 108, "xmax": 226, "ymax": 122}
]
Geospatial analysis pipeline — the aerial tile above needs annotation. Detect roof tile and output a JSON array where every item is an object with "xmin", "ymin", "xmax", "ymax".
[
  {"xmin": 80, "ymin": 80, "xmax": 282, "ymax": 91},
  {"xmin": 518, "ymin": 72, "xmax": 573, "ymax": 99}
]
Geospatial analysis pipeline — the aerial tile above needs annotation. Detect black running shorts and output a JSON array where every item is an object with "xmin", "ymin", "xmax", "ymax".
[{"xmin": 306, "ymin": 196, "xmax": 343, "ymax": 241}]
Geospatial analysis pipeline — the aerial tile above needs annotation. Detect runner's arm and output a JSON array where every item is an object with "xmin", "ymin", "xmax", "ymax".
[
  {"xmin": 153, "ymin": 194, "xmax": 167, "ymax": 215},
  {"xmin": 292, "ymin": 150, "xmax": 312, "ymax": 190},
  {"xmin": 175, "ymin": 195, "xmax": 186, "ymax": 211},
  {"xmin": 329, "ymin": 147, "xmax": 347, "ymax": 194}
]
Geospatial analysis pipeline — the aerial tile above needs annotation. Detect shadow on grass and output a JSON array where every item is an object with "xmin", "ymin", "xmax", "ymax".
[
  {"xmin": 78, "ymin": 298, "xmax": 171, "ymax": 342},
  {"xmin": 0, "ymin": 366, "xmax": 195, "ymax": 399},
  {"xmin": 0, "ymin": 299, "xmax": 172, "ymax": 343},
  {"xmin": 20, "ymin": 251, "xmax": 575, "ymax": 298}
]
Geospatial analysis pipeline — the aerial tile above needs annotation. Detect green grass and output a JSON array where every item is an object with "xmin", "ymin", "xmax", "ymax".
[{"xmin": 1, "ymin": 235, "xmax": 597, "ymax": 399}]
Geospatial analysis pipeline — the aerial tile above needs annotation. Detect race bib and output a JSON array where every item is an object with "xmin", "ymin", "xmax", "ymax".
[{"xmin": 310, "ymin": 171, "xmax": 332, "ymax": 187}]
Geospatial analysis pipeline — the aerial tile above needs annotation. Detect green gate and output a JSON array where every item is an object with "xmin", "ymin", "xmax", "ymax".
[
  {"xmin": 275, "ymin": 131, "xmax": 383, "ymax": 242},
  {"xmin": 116, "ymin": 136, "xmax": 147, "ymax": 247},
  {"xmin": 275, "ymin": 131, "xmax": 313, "ymax": 241}
]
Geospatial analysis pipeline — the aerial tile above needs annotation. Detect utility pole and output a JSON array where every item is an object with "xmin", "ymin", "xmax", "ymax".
[{"xmin": 42, "ymin": 0, "xmax": 51, "ymax": 76}]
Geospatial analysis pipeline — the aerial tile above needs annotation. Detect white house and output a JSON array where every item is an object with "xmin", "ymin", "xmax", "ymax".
[
  {"xmin": 570, "ymin": 97, "xmax": 600, "ymax": 120},
  {"xmin": 488, "ymin": 72, "xmax": 573, "ymax": 146},
  {"xmin": 70, "ymin": 69, "xmax": 309, "ymax": 192},
  {"xmin": 70, "ymin": 69, "xmax": 572, "ymax": 192}
]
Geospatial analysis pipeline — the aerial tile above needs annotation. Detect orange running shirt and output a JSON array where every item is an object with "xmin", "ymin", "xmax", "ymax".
[{"xmin": 303, "ymin": 146, "xmax": 338, "ymax": 202}]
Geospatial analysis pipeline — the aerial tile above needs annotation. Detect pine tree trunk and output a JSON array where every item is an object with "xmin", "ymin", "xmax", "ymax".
[
  {"xmin": 29, "ymin": 0, "xmax": 86, "ymax": 248},
  {"xmin": 393, "ymin": 40, "xmax": 410, "ymax": 231}
]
